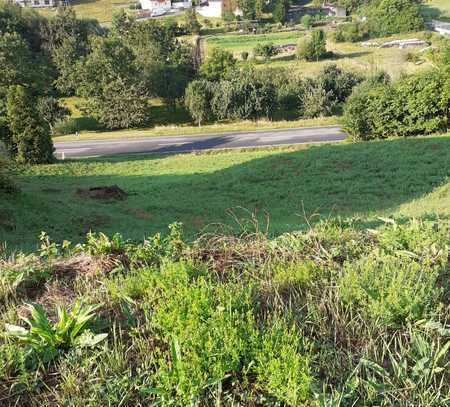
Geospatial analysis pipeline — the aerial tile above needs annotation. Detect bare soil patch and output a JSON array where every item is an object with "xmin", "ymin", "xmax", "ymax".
[{"xmin": 75, "ymin": 185, "xmax": 127, "ymax": 201}]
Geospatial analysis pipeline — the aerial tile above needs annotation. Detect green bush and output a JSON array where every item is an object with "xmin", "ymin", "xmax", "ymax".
[
  {"xmin": 364, "ymin": 0, "xmax": 424, "ymax": 37},
  {"xmin": 0, "ymin": 155, "xmax": 17, "ymax": 193},
  {"xmin": 334, "ymin": 22, "xmax": 367, "ymax": 43},
  {"xmin": 147, "ymin": 261, "xmax": 312, "ymax": 403},
  {"xmin": 6, "ymin": 85, "xmax": 54, "ymax": 164},
  {"xmin": 254, "ymin": 42, "xmax": 279, "ymax": 61},
  {"xmin": 296, "ymin": 29, "xmax": 327, "ymax": 61},
  {"xmin": 343, "ymin": 69, "xmax": 448, "ymax": 140}
]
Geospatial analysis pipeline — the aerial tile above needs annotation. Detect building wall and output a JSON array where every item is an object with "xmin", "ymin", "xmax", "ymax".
[
  {"xmin": 140, "ymin": 0, "xmax": 171, "ymax": 11},
  {"xmin": 196, "ymin": 1, "xmax": 222, "ymax": 18},
  {"xmin": 15, "ymin": 0, "xmax": 58, "ymax": 7}
]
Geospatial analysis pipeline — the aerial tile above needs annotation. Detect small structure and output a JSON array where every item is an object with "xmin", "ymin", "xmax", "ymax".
[
  {"xmin": 379, "ymin": 38, "xmax": 429, "ymax": 49},
  {"xmin": 432, "ymin": 20, "xmax": 450, "ymax": 36},
  {"xmin": 140, "ymin": 0, "xmax": 171, "ymax": 14},
  {"xmin": 196, "ymin": 0, "xmax": 223, "ymax": 18},
  {"xmin": 14, "ymin": 0, "xmax": 60, "ymax": 7},
  {"xmin": 322, "ymin": 3, "xmax": 346, "ymax": 17}
]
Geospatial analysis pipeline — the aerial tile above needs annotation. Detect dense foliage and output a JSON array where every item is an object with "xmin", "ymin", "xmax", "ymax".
[
  {"xmin": 343, "ymin": 68, "xmax": 449, "ymax": 140},
  {"xmin": 1, "ymin": 219, "xmax": 448, "ymax": 404},
  {"xmin": 296, "ymin": 29, "xmax": 328, "ymax": 61}
]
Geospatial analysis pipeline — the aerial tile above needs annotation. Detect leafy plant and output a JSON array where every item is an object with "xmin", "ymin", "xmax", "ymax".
[{"xmin": 6, "ymin": 302, "xmax": 107, "ymax": 364}]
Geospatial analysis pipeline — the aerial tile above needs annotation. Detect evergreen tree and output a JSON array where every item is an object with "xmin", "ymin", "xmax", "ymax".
[{"xmin": 6, "ymin": 85, "xmax": 54, "ymax": 164}]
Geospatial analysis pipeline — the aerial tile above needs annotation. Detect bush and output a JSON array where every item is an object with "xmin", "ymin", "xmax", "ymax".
[
  {"xmin": 301, "ymin": 14, "xmax": 313, "ymax": 30},
  {"xmin": 6, "ymin": 85, "xmax": 54, "ymax": 164},
  {"xmin": 0, "ymin": 155, "xmax": 17, "ymax": 193},
  {"xmin": 334, "ymin": 22, "xmax": 367, "ymax": 43},
  {"xmin": 184, "ymin": 79, "xmax": 215, "ymax": 126},
  {"xmin": 343, "ymin": 69, "xmax": 449, "ymax": 140},
  {"xmin": 253, "ymin": 42, "xmax": 279, "ymax": 61},
  {"xmin": 212, "ymin": 69, "xmax": 277, "ymax": 121},
  {"xmin": 241, "ymin": 50, "xmax": 249, "ymax": 61},
  {"xmin": 200, "ymin": 48, "xmax": 236, "ymax": 81},
  {"xmin": 302, "ymin": 84, "xmax": 333, "ymax": 118}
]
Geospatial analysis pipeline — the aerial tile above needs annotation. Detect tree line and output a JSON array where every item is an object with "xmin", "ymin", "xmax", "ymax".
[{"xmin": 0, "ymin": 1, "xmax": 448, "ymax": 166}]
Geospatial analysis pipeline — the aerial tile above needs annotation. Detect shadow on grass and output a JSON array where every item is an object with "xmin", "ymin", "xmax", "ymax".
[{"xmin": 2, "ymin": 136, "xmax": 450, "ymax": 251}]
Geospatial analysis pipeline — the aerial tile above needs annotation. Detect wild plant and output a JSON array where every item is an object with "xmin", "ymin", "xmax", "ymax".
[{"xmin": 5, "ymin": 302, "xmax": 107, "ymax": 364}]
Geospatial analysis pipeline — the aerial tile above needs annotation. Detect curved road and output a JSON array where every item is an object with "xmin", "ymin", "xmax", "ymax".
[{"xmin": 54, "ymin": 125, "xmax": 346, "ymax": 159}]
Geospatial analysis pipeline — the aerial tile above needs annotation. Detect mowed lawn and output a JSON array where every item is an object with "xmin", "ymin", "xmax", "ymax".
[{"xmin": 2, "ymin": 135, "xmax": 450, "ymax": 251}]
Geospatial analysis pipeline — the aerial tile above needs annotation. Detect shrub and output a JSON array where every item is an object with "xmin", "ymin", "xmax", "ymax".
[
  {"xmin": 0, "ymin": 155, "xmax": 17, "ymax": 193},
  {"xmin": 364, "ymin": 0, "xmax": 424, "ymax": 38},
  {"xmin": 343, "ymin": 69, "xmax": 448, "ymax": 140},
  {"xmin": 241, "ymin": 50, "xmax": 249, "ymax": 60},
  {"xmin": 185, "ymin": 79, "xmax": 215, "ymax": 126},
  {"xmin": 334, "ymin": 22, "xmax": 367, "ymax": 43},
  {"xmin": 200, "ymin": 48, "xmax": 236, "ymax": 81},
  {"xmin": 6, "ymin": 85, "xmax": 54, "ymax": 164},
  {"xmin": 301, "ymin": 14, "xmax": 313, "ymax": 30},
  {"xmin": 253, "ymin": 320, "xmax": 312, "ymax": 404},
  {"xmin": 253, "ymin": 42, "xmax": 279, "ymax": 61},
  {"xmin": 212, "ymin": 69, "xmax": 277, "ymax": 121},
  {"xmin": 296, "ymin": 29, "xmax": 327, "ymax": 61},
  {"xmin": 184, "ymin": 9, "xmax": 201, "ymax": 34}
]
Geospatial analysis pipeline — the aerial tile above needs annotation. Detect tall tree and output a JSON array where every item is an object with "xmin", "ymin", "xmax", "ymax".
[{"xmin": 6, "ymin": 86, "xmax": 54, "ymax": 164}]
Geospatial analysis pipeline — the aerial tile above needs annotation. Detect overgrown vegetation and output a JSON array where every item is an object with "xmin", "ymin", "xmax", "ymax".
[
  {"xmin": 343, "ymin": 66, "xmax": 449, "ymax": 140},
  {"xmin": 0, "ymin": 218, "xmax": 448, "ymax": 404}
]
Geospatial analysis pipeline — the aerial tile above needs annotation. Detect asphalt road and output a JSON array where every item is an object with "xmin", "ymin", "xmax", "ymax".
[{"xmin": 54, "ymin": 125, "xmax": 346, "ymax": 158}]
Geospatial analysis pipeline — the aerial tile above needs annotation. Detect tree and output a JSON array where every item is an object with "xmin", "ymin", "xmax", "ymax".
[
  {"xmin": 200, "ymin": 48, "xmax": 237, "ymax": 81},
  {"xmin": 76, "ymin": 36, "xmax": 149, "ymax": 129},
  {"xmin": 184, "ymin": 9, "xmax": 201, "ymax": 34},
  {"xmin": 37, "ymin": 96, "xmax": 70, "ymax": 133},
  {"xmin": 6, "ymin": 86, "xmax": 54, "ymax": 164},
  {"xmin": 309, "ymin": 29, "xmax": 327, "ymax": 61},
  {"xmin": 296, "ymin": 29, "xmax": 327, "ymax": 61},
  {"xmin": 301, "ymin": 14, "xmax": 313, "ymax": 30},
  {"xmin": 272, "ymin": 0, "xmax": 287, "ymax": 24},
  {"xmin": 83, "ymin": 79, "xmax": 150, "ymax": 129},
  {"xmin": 364, "ymin": 0, "xmax": 424, "ymax": 37},
  {"xmin": 185, "ymin": 80, "xmax": 214, "ymax": 126},
  {"xmin": 212, "ymin": 69, "xmax": 276, "ymax": 121}
]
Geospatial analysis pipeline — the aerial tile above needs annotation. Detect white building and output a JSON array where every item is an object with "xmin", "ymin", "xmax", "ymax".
[
  {"xmin": 196, "ymin": 0, "xmax": 222, "ymax": 18},
  {"xmin": 14, "ymin": 0, "xmax": 59, "ymax": 7},
  {"xmin": 140, "ymin": 0, "xmax": 171, "ymax": 13}
]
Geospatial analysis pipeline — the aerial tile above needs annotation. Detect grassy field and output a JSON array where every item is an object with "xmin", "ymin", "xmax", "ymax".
[
  {"xmin": 37, "ymin": 0, "xmax": 137, "ymax": 23},
  {"xmin": 2, "ymin": 134, "xmax": 449, "ymax": 252},
  {"xmin": 206, "ymin": 30, "xmax": 434, "ymax": 78},
  {"xmin": 205, "ymin": 30, "xmax": 306, "ymax": 53}
]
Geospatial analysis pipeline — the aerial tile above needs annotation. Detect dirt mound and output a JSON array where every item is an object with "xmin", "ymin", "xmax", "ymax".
[{"xmin": 76, "ymin": 185, "xmax": 127, "ymax": 201}]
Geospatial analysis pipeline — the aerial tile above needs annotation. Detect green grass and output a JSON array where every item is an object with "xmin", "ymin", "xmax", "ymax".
[
  {"xmin": 2, "ymin": 134, "xmax": 449, "ymax": 252},
  {"xmin": 206, "ymin": 31, "xmax": 434, "ymax": 78},
  {"xmin": 37, "ymin": 0, "xmax": 137, "ymax": 23},
  {"xmin": 205, "ymin": 30, "xmax": 306, "ymax": 53}
]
